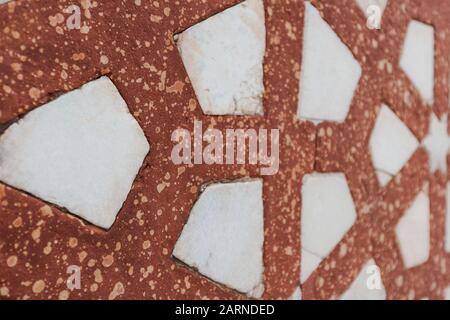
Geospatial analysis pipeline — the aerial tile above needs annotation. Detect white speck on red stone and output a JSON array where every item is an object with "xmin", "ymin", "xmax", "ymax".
[
  {"xmin": 395, "ymin": 190, "xmax": 430, "ymax": 269},
  {"xmin": 400, "ymin": 20, "xmax": 435, "ymax": 104},
  {"xmin": 0, "ymin": 77, "xmax": 150, "ymax": 229},
  {"xmin": 369, "ymin": 104, "xmax": 419, "ymax": 186},
  {"xmin": 341, "ymin": 259, "xmax": 386, "ymax": 300},
  {"xmin": 301, "ymin": 173, "xmax": 357, "ymax": 283},
  {"xmin": 298, "ymin": 2, "xmax": 361, "ymax": 123},
  {"xmin": 176, "ymin": 0, "xmax": 265, "ymax": 115},
  {"xmin": 173, "ymin": 180, "xmax": 264, "ymax": 297}
]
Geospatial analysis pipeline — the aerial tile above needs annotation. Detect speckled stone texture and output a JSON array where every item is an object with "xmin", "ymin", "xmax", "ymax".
[{"xmin": 0, "ymin": 0, "xmax": 450, "ymax": 300}]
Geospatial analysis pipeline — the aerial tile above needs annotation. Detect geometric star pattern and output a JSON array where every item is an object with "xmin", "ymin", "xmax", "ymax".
[
  {"xmin": 423, "ymin": 113, "xmax": 450, "ymax": 174},
  {"xmin": 0, "ymin": 0, "xmax": 450, "ymax": 300}
]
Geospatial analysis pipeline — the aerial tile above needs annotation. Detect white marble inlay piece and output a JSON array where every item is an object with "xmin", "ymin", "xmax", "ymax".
[
  {"xmin": 176, "ymin": 0, "xmax": 265, "ymax": 115},
  {"xmin": 173, "ymin": 180, "xmax": 264, "ymax": 297},
  {"xmin": 298, "ymin": 2, "xmax": 361, "ymax": 123},
  {"xmin": 0, "ymin": 77, "xmax": 150, "ymax": 229},
  {"xmin": 341, "ymin": 259, "xmax": 386, "ymax": 300},
  {"xmin": 395, "ymin": 190, "xmax": 430, "ymax": 269},
  {"xmin": 446, "ymin": 182, "xmax": 450, "ymax": 253},
  {"xmin": 400, "ymin": 20, "xmax": 435, "ymax": 104},
  {"xmin": 369, "ymin": 104, "xmax": 419, "ymax": 186},
  {"xmin": 301, "ymin": 173, "xmax": 357, "ymax": 283}
]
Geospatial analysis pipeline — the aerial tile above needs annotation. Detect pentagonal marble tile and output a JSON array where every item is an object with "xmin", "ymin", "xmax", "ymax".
[{"xmin": 298, "ymin": 2, "xmax": 361, "ymax": 123}]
